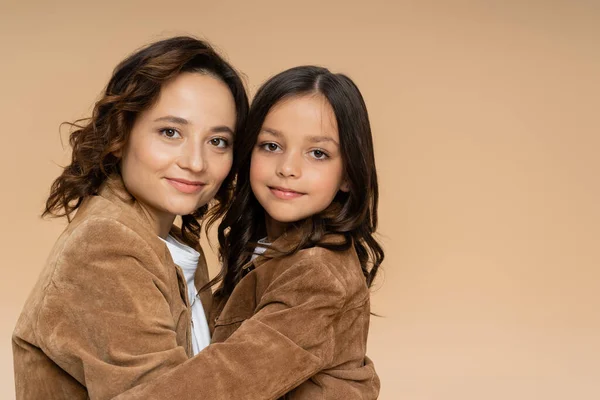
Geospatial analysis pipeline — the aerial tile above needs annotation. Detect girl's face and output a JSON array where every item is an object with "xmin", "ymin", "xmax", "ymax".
[
  {"xmin": 119, "ymin": 72, "xmax": 236, "ymax": 235},
  {"xmin": 250, "ymin": 94, "xmax": 349, "ymax": 238}
]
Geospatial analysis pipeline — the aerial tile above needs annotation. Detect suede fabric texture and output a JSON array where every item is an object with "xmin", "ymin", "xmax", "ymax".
[
  {"xmin": 210, "ymin": 233, "xmax": 381, "ymax": 399},
  {"xmin": 110, "ymin": 233, "xmax": 380, "ymax": 399},
  {"xmin": 12, "ymin": 176, "xmax": 209, "ymax": 399},
  {"xmin": 13, "ymin": 175, "xmax": 379, "ymax": 399}
]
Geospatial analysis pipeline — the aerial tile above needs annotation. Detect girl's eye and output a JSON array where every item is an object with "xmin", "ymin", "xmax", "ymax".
[
  {"xmin": 261, "ymin": 142, "xmax": 281, "ymax": 152},
  {"xmin": 160, "ymin": 128, "xmax": 181, "ymax": 139},
  {"xmin": 210, "ymin": 138, "xmax": 229, "ymax": 148},
  {"xmin": 310, "ymin": 149, "xmax": 329, "ymax": 160}
]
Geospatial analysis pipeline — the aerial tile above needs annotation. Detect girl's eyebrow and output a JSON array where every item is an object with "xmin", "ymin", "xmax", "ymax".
[
  {"xmin": 260, "ymin": 127, "xmax": 282, "ymax": 137},
  {"xmin": 307, "ymin": 135, "xmax": 339, "ymax": 146},
  {"xmin": 261, "ymin": 128, "xmax": 338, "ymax": 146}
]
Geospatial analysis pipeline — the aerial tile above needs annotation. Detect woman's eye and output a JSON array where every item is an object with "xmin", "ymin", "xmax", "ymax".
[
  {"xmin": 210, "ymin": 138, "xmax": 229, "ymax": 148},
  {"xmin": 160, "ymin": 128, "xmax": 181, "ymax": 139},
  {"xmin": 310, "ymin": 149, "xmax": 329, "ymax": 160}
]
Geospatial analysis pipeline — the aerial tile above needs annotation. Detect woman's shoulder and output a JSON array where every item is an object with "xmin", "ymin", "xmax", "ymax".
[
  {"xmin": 77, "ymin": 190, "xmax": 164, "ymax": 237},
  {"xmin": 65, "ymin": 175, "xmax": 164, "ymax": 246},
  {"xmin": 59, "ymin": 194, "xmax": 169, "ymax": 267}
]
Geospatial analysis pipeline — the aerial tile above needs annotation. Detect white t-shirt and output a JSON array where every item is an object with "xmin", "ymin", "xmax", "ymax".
[
  {"xmin": 251, "ymin": 238, "xmax": 271, "ymax": 261},
  {"xmin": 160, "ymin": 235, "xmax": 211, "ymax": 355}
]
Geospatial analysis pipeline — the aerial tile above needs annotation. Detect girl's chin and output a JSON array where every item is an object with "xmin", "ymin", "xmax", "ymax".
[{"xmin": 265, "ymin": 212, "xmax": 307, "ymax": 225}]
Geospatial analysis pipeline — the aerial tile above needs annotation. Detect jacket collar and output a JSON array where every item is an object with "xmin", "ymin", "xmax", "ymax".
[
  {"xmin": 98, "ymin": 174, "xmax": 154, "ymax": 233},
  {"xmin": 95, "ymin": 174, "xmax": 200, "ymax": 251},
  {"xmin": 244, "ymin": 224, "xmax": 350, "ymax": 272},
  {"xmin": 96, "ymin": 174, "xmax": 210, "ymax": 315}
]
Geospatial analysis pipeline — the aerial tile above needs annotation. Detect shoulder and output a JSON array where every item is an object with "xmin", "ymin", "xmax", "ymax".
[
  {"xmin": 71, "ymin": 195, "xmax": 167, "ymax": 256},
  {"xmin": 65, "ymin": 216, "xmax": 152, "ymax": 255},
  {"xmin": 265, "ymin": 244, "xmax": 370, "ymax": 309},
  {"xmin": 53, "ymin": 197, "xmax": 171, "ymax": 281},
  {"xmin": 15, "ymin": 195, "xmax": 177, "ymax": 346},
  {"xmin": 301, "ymin": 245, "xmax": 368, "ymax": 291},
  {"xmin": 73, "ymin": 195, "xmax": 150, "ymax": 238}
]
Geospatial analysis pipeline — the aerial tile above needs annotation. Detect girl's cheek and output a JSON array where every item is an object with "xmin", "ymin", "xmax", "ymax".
[{"xmin": 250, "ymin": 154, "xmax": 269, "ymax": 177}]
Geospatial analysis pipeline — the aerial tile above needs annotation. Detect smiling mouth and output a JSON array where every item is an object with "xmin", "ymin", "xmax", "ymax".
[
  {"xmin": 269, "ymin": 186, "xmax": 305, "ymax": 200},
  {"xmin": 166, "ymin": 178, "xmax": 206, "ymax": 194}
]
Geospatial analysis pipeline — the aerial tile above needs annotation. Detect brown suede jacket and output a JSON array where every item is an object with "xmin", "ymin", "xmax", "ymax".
[
  {"xmin": 13, "ymin": 176, "xmax": 208, "ymax": 398},
  {"xmin": 13, "ymin": 175, "xmax": 379, "ymax": 399},
  {"xmin": 209, "ymin": 233, "xmax": 380, "ymax": 399}
]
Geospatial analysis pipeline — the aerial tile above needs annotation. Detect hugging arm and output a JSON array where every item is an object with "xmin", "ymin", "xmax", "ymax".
[
  {"xmin": 113, "ymin": 260, "xmax": 347, "ymax": 400},
  {"xmin": 34, "ymin": 219, "xmax": 190, "ymax": 400}
]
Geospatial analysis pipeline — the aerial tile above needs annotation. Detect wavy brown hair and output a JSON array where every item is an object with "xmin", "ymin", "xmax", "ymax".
[
  {"xmin": 44, "ymin": 36, "xmax": 248, "ymax": 246},
  {"xmin": 212, "ymin": 66, "xmax": 384, "ymax": 297}
]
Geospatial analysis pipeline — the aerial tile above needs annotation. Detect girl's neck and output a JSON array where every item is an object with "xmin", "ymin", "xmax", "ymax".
[{"xmin": 265, "ymin": 215, "xmax": 290, "ymax": 243}]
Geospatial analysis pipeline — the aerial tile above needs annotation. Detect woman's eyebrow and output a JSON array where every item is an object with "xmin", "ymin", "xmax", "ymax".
[
  {"xmin": 212, "ymin": 126, "xmax": 234, "ymax": 135},
  {"xmin": 154, "ymin": 116, "xmax": 233, "ymax": 134},
  {"xmin": 154, "ymin": 115, "xmax": 189, "ymax": 125}
]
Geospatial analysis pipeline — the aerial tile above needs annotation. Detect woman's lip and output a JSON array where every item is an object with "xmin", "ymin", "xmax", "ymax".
[
  {"xmin": 269, "ymin": 186, "xmax": 304, "ymax": 199},
  {"xmin": 166, "ymin": 178, "xmax": 206, "ymax": 194},
  {"xmin": 168, "ymin": 178, "xmax": 205, "ymax": 185}
]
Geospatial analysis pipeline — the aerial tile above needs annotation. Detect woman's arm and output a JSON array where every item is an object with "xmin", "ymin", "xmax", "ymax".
[
  {"xmin": 113, "ymin": 258, "xmax": 349, "ymax": 400},
  {"xmin": 36, "ymin": 218, "xmax": 191, "ymax": 400},
  {"xmin": 40, "ymin": 218, "xmax": 350, "ymax": 400}
]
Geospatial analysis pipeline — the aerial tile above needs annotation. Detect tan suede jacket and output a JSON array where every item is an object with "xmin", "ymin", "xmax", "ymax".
[
  {"xmin": 12, "ymin": 176, "xmax": 211, "ymax": 399},
  {"xmin": 210, "ymin": 235, "xmax": 381, "ymax": 399},
  {"xmin": 13, "ymin": 176, "xmax": 379, "ymax": 399},
  {"xmin": 112, "ymin": 233, "xmax": 380, "ymax": 399}
]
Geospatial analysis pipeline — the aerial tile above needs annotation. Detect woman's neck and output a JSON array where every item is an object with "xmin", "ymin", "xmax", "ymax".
[{"xmin": 137, "ymin": 203, "xmax": 176, "ymax": 239}]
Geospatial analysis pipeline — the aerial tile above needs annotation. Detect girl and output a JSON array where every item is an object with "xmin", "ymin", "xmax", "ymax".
[
  {"xmin": 115, "ymin": 66, "xmax": 383, "ymax": 399},
  {"xmin": 214, "ymin": 65, "xmax": 384, "ymax": 399},
  {"xmin": 12, "ymin": 36, "xmax": 248, "ymax": 399}
]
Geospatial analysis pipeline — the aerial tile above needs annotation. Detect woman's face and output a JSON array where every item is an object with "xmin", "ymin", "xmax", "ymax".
[{"xmin": 119, "ymin": 72, "xmax": 236, "ymax": 234}]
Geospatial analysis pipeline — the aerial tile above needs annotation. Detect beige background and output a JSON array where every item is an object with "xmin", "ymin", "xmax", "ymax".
[{"xmin": 1, "ymin": 0, "xmax": 599, "ymax": 399}]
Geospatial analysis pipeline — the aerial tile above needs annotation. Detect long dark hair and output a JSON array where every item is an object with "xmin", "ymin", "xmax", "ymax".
[
  {"xmin": 43, "ymin": 36, "xmax": 249, "ymax": 246},
  {"xmin": 213, "ymin": 65, "xmax": 383, "ymax": 296}
]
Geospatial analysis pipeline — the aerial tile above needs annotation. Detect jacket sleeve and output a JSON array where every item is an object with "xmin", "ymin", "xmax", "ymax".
[
  {"xmin": 36, "ymin": 218, "xmax": 190, "ymax": 400},
  {"xmin": 113, "ymin": 257, "xmax": 349, "ymax": 400}
]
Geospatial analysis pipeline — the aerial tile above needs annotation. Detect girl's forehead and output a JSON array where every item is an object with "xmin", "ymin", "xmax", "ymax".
[{"xmin": 261, "ymin": 94, "xmax": 339, "ymax": 141}]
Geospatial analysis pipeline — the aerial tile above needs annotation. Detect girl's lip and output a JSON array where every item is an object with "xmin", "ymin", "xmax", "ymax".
[
  {"xmin": 166, "ymin": 178, "xmax": 206, "ymax": 194},
  {"xmin": 269, "ymin": 186, "xmax": 303, "ymax": 194},
  {"xmin": 269, "ymin": 186, "xmax": 305, "ymax": 199}
]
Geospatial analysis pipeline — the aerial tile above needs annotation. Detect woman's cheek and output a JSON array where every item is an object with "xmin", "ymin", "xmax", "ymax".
[{"xmin": 213, "ymin": 151, "xmax": 234, "ymax": 183}]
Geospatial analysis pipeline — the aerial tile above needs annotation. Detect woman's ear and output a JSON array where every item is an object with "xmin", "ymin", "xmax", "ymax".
[
  {"xmin": 111, "ymin": 144, "xmax": 125, "ymax": 158},
  {"xmin": 340, "ymin": 179, "xmax": 350, "ymax": 192}
]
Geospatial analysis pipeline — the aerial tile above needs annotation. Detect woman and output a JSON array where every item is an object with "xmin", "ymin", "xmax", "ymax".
[
  {"xmin": 12, "ymin": 36, "xmax": 248, "ymax": 399},
  {"xmin": 15, "ymin": 38, "xmax": 379, "ymax": 400},
  {"xmin": 112, "ymin": 67, "xmax": 382, "ymax": 399}
]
